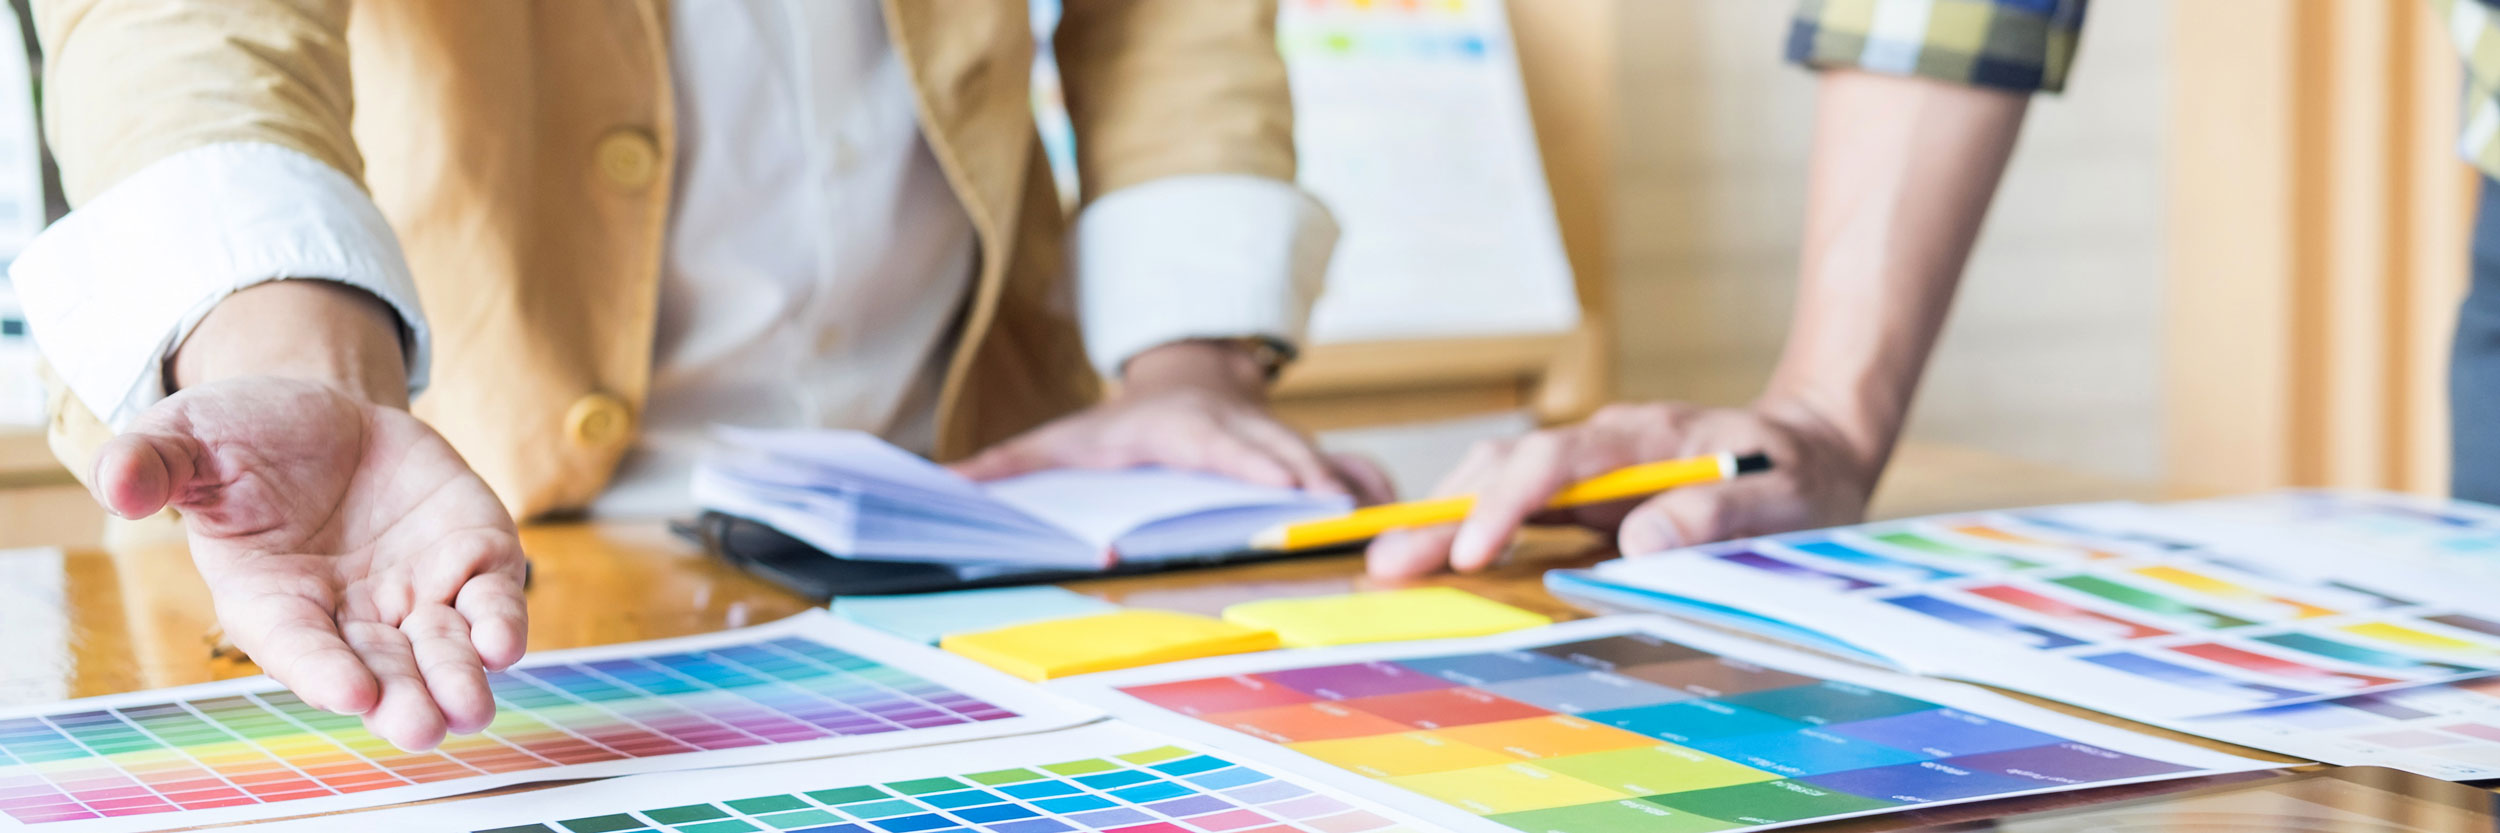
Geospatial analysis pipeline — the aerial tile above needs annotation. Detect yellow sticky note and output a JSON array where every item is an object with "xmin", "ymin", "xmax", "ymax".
[
  {"xmin": 1222, "ymin": 587, "xmax": 1553, "ymax": 648},
  {"xmin": 940, "ymin": 610, "xmax": 1279, "ymax": 681}
]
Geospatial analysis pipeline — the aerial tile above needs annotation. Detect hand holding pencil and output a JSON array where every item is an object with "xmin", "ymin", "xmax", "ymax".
[
  {"xmin": 1257, "ymin": 451, "xmax": 1771, "ymax": 551},
  {"xmin": 1361, "ymin": 402, "xmax": 1885, "ymax": 580}
]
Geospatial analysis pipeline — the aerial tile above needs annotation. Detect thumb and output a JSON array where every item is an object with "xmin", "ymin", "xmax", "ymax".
[
  {"xmin": 1618, "ymin": 484, "xmax": 1735, "ymax": 556},
  {"xmin": 92, "ymin": 430, "xmax": 208, "ymax": 519}
]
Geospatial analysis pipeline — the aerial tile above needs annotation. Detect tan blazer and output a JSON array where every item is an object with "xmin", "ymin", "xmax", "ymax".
[{"xmin": 31, "ymin": 0, "xmax": 1296, "ymax": 520}]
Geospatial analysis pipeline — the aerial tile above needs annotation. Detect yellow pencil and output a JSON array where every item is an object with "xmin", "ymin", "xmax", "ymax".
[{"xmin": 1251, "ymin": 451, "xmax": 1772, "ymax": 551}]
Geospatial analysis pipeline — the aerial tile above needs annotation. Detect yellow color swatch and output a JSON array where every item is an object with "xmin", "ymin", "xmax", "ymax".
[
  {"xmin": 2130, "ymin": 565, "xmax": 2338, "ymax": 618},
  {"xmin": 1387, "ymin": 762, "xmax": 1629, "ymax": 815},
  {"xmin": 1222, "ymin": 587, "xmax": 1553, "ymax": 648},
  {"xmin": 1534, "ymin": 744, "xmax": 1780, "ymax": 795},
  {"xmin": 1287, "ymin": 731, "xmax": 1515, "ymax": 777},
  {"xmin": 2343, "ymin": 622, "xmax": 2500, "ymax": 655},
  {"xmin": 940, "ymin": 610, "xmax": 1279, "ymax": 681},
  {"xmin": 1435, "ymin": 715, "xmax": 1659, "ymax": 760}
]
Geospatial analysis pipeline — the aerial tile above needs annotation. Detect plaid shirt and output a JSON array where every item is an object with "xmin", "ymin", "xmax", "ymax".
[
  {"xmin": 1787, "ymin": 0, "xmax": 2089, "ymax": 93},
  {"xmin": 2441, "ymin": 0, "xmax": 2500, "ymax": 177}
]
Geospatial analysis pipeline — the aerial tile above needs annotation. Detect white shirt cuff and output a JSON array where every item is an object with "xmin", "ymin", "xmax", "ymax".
[
  {"xmin": 9, "ymin": 142, "xmax": 430, "ymax": 430},
  {"xmin": 1073, "ymin": 174, "xmax": 1338, "ymax": 377}
]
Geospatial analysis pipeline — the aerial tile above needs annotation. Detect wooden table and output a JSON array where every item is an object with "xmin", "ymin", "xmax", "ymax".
[{"xmin": 0, "ymin": 443, "xmax": 2344, "ymax": 830}]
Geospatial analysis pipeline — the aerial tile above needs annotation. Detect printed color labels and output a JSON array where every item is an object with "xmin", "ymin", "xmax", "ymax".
[
  {"xmin": 240, "ymin": 725, "xmax": 1434, "ymax": 833},
  {"xmin": 1570, "ymin": 501, "xmax": 2500, "ymax": 720},
  {"xmin": 0, "ymin": 613, "xmax": 1089, "ymax": 833},
  {"xmin": 1065, "ymin": 617, "xmax": 2268, "ymax": 833},
  {"xmin": 470, "ymin": 744, "xmax": 1401, "ymax": 833},
  {"xmin": 2186, "ymin": 676, "xmax": 2500, "ymax": 781}
]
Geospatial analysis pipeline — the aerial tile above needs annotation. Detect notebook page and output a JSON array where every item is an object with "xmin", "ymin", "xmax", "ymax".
[
  {"xmin": 983, "ymin": 468, "xmax": 1351, "ymax": 557},
  {"xmin": 711, "ymin": 426, "xmax": 989, "ymax": 499},
  {"xmin": 699, "ymin": 429, "xmax": 1099, "ymax": 567}
]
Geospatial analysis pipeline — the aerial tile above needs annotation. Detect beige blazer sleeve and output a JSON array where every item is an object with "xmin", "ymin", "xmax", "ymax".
[
  {"xmin": 35, "ymin": 0, "xmax": 361, "ymax": 203},
  {"xmin": 29, "ymin": 0, "xmax": 362, "ymax": 486},
  {"xmin": 1051, "ymin": 0, "xmax": 1297, "ymax": 203}
]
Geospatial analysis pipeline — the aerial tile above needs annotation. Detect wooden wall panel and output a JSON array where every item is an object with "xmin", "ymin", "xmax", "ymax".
[
  {"xmin": 2167, "ymin": 0, "xmax": 2472, "ymax": 496},
  {"xmin": 2168, "ymin": 0, "xmax": 2300, "ymax": 492}
]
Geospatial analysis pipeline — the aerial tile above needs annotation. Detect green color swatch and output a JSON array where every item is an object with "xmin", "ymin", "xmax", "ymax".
[
  {"xmin": 557, "ymin": 815, "xmax": 646, "ymax": 833},
  {"xmin": 1644, "ymin": 779, "xmax": 1899, "ymax": 824},
  {"xmin": 2047, "ymin": 575, "xmax": 2256, "ymax": 628},
  {"xmin": 1872, "ymin": 532, "xmax": 2044, "ymax": 569}
]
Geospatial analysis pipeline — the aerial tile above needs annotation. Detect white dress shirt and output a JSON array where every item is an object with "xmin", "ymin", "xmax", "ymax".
[{"xmin": 9, "ymin": 0, "xmax": 1336, "ymax": 518}]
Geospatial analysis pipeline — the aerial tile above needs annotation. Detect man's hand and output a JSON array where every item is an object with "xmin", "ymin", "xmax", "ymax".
[
  {"xmin": 94, "ymin": 280, "xmax": 526, "ymax": 752},
  {"xmin": 1360, "ymin": 71, "xmax": 2038, "ymax": 579},
  {"xmin": 96, "ymin": 377, "xmax": 525, "ymax": 751},
  {"xmin": 1364, "ymin": 400, "xmax": 1879, "ymax": 579},
  {"xmin": 950, "ymin": 341, "xmax": 1393, "ymax": 504}
]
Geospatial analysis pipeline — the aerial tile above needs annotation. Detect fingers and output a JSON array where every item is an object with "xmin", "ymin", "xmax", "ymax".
[
  {"xmin": 1237, "ymin": 420, "xmax": 1348, "ymax": 497},
  {"xmin": 1190, "ymin": 434, "xmax": 1299, "ymax": 489},
  {"xmin": 1366, "ymin": 527, "xmax": 1465, "ymax": 581},
  {"xmin": 215, "ymin": 586, "xmax": 379, "ymax": 716},
  {"xmin": 401, "ymin": 527, "xmax": 530, "ymax": 672},
  {"xmin": 91, "ymin": 431, "xmax": 205, "ymax": 519},
  {"xmin": 342, "ymin": 619, "xmax": 449, "ymax": 752},
  {"xmin": 1447, "ymin": 432, "xmax": 1577, "ymax": 573},
  {"xmin": 1619, "ymin": 485, "xmax": 1732, "ymax": 556},
  {"xmin": 1366, "ymin": 440, "xmax": 1507, "ymax": 580},
  {"xmin": 455, "ymin": 571, "xmax": 529, "ymax": 671},
  {"xmin": 402, "ymin": 605, "xmax": 497, "ymax": 736},
  {"xmin": 1326, "ymin": 452, "xmax": 1398, "ymax": 506}
]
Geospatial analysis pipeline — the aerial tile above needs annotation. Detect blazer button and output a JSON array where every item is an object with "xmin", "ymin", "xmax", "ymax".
[
  {"xmin": 565, "ymin": 393, "xmax": 633, "ymax": 450},
  {"xmin": 593, "ymin": 128, "xmax": 659, "ymax": 190}
]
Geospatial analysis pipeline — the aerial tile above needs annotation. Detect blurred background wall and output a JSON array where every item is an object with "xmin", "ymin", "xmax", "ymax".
[{"xmin": 0, "ymin": 0, "xmax": 2479, "ymax": 548}]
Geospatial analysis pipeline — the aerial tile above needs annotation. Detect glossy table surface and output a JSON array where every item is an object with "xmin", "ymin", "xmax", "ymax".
[{"xmin": 0, "ymin": 443, "xmax": 2364, "ymax": 830}]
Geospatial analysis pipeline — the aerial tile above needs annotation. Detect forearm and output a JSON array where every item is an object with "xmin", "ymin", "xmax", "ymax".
[
  {"xmin": 170, "ymin": 281, "xmax": 408, "ymax": 408},
  {"xmin": 1761, "ymin": 70, "xmax": 2029, "ymax": 469},
  {"xmin": 1120, "ymin": 340, "xmax": 1270, "ymax": 399}
]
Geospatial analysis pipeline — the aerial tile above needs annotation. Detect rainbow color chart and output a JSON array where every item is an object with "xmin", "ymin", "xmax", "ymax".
[
  {"xmin": 0, "ymin": 612, "xmax": 1088, "ymax": 832},
  {"xmin": 1553, "ymin": 502, "xmax": 2500, "ymax": 722},
  {"xmin": 246, "ymin": 725, "xmax": 1433, "ymax": 833},
  {"xmin": 1059, "ymin": 617, "xmax": 2269, "ymax": 833}
]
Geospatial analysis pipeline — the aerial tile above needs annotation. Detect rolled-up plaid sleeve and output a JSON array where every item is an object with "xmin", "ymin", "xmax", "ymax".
[
  {"xmin": 1787, "ymin": 0, "xmax": 2089, "ymax": 94},
  {"xmin": 2436, "ymin": 0, "xmax": 2500, "ymax": 177}
]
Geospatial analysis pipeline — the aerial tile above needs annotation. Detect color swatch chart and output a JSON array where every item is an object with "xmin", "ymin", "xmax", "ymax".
[
  {"xmin": 1562, "ymin": 503, "xmax": 2500, "ymax": 720},
  {"xmin": 1060, "ymin": 618, "xmax": 2268, "ymax": 833},
  {"xmin": 246, "ymin": 725, "xmax": 1431, "ymax": 833},
  {"xmin": 2184, "ymin": 675, "xmax": 2500, "ymax": 781},
  {"xmin": 0, "ymin": 612, "xmax": 1087, "ymax": 833}
]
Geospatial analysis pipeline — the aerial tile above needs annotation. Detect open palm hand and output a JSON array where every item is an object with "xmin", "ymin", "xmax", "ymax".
[{"xmin": 92, "ymin": 377, "xmax": 526, "ymax": 751}]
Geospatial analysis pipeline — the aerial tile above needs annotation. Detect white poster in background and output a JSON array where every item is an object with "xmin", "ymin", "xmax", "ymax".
[
  {"xmin": 1284, "ymin": 0, "xmax": 1580, "ymax": 344},
  {"xmin": 1029, "ymin": 0, "xmax": 1580, "ymax": 346}
]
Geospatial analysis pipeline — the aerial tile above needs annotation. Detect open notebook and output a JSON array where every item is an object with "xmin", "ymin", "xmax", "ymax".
[{"xmin": 693, "ymin": 428, "xmax": 1353, "ymax": 570}]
